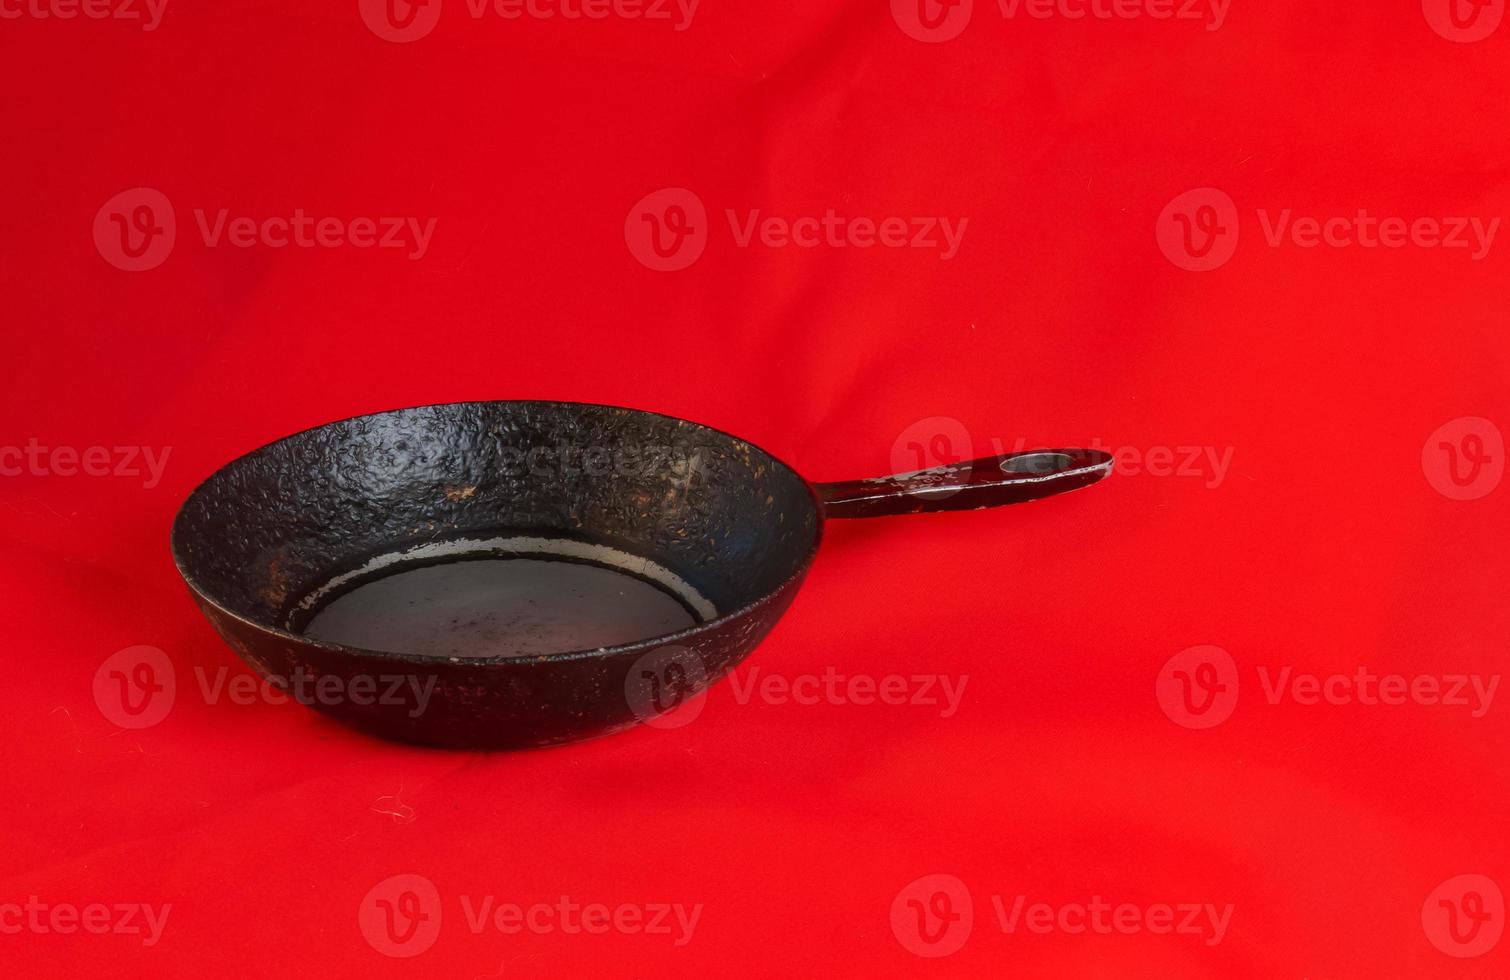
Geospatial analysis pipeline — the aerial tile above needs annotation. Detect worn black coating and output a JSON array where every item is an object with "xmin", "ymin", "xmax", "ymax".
[
  {"xmin": 171, "ymin": 401, "xmax": 822, "ymax": 749},
  {"xmin": 173, "ymin": 401, "xmax": 1114, "ymax": 750}
]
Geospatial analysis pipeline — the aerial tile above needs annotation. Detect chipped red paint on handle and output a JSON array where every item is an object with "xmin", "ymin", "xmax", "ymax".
[{"xmin": 816, "ymin": 449, "xmax": 1114, "ymax": 519}]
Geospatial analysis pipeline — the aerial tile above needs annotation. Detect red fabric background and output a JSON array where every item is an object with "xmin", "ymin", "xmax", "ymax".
[{"xmin": 3, "ymin": 1, "xmax": 1508, "ymax": 976}]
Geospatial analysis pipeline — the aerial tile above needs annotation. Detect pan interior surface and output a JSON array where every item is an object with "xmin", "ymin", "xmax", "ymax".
[
  {"xmin": 298, "ymin": 540, "xmax": 713, "ymax": 658},
  {"xmin": 171, "ymin": 401, "xmax": 819, "ymax": 660}
]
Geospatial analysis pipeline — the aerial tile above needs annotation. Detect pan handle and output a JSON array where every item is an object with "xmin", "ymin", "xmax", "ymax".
[{"xmin": 815, "ymin": 448, "xmax": 1113, "ymax": 519}]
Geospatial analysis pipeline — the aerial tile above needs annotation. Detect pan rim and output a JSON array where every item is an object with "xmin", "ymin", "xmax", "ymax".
[{"xmin": 170, "ymin": 399, "xmax": 825, "ymax": 667}]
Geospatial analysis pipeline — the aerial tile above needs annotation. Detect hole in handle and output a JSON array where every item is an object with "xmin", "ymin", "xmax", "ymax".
[{"xmin": 1000, "ymin": 452, "xmax": 1076, "ymax": 476}]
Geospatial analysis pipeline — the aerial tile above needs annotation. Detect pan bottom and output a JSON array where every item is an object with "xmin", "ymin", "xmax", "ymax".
[{"xmin": 294, "ymin": 537, "xmax": 717, "ymax": 659}]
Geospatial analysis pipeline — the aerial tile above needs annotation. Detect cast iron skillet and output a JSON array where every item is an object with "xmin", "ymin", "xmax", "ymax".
[{"xmin": 171, "ymin": 401, "xmax": 1111, "ymax": 749}]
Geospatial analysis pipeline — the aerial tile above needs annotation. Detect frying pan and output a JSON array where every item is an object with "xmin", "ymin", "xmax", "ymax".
[{"xmin": 171, "ymin": 401, "xmax": 1112, "ymax": 749}]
